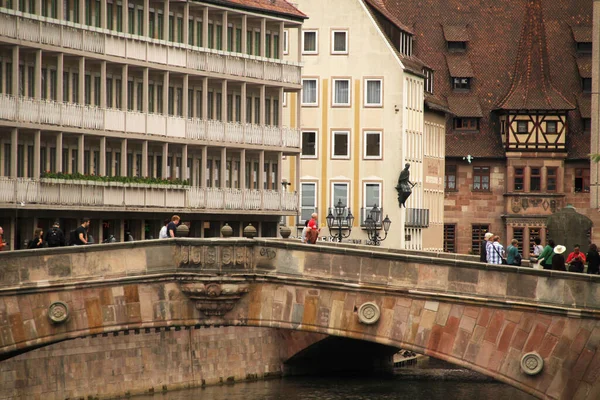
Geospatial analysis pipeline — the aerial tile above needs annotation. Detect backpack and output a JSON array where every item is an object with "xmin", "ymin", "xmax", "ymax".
[
  {"xmin": 69, "ymin": 230, "xmax": 78, "ymax": 246},
  {"xmin": 47, "ymin": 229, "xmax": 61, "ymax": 247}
]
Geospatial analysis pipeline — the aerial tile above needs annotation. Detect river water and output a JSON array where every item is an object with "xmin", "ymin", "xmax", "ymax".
[{"xmin": 134, "ymin": 376, "xmax": 536, "ymax": 400}]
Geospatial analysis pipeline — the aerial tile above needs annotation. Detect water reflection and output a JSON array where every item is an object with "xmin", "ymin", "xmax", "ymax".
[{"xmin": 135, "ymin": 376, "xmax": 536, "ymax": 400}]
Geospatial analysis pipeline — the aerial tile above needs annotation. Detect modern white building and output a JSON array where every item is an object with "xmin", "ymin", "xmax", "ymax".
[
  {"xmin": 282, "ymin": 0, "xmax": 446, "ymax": 250},
  {"xmin": 0, "ymin": 0, "xmax": 306, "ymax": 249}
]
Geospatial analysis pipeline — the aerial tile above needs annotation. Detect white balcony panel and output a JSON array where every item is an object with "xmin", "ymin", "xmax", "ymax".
[
  {"xmin": 0, "ymin": 13, "xmax": 17, "ymax": 37},
  {"xmin": 187, "ymin": 119, "xmax": 206, "ymax": 140},
  {"xmin": 166, "ymin": 190, "xmax": 186, "ymax": 208},
  {"xmin": 225, "ymin": 123, "xmax": 243, "ymax": 143},
  {"xmin": 105, "ymin": 109, "xmax": 126, "ymax": 131},
  {"xmin": 244, "ymin": 190, "xmax": 261, "ymax": 210},
  {"xmin": 187, "ymin": 51, "xmax": 207, "ymax": 71},
  {"xmin": 38, "ymin": 182, "xmax": 60, "ymax": 204},
  {"xmin": 17, "ymin": 98, "xmax": 39, "ymax": 123},
  {"xmin": 206, "ymin": 188, "xmax": 224, "ymax": 209},
  {"xmin": 265, "ymin": 63, "xmax": 282, "ymax": 82},
  {"xmin": 226, "ymin": 57, "xmax": 245, "ymax": 77},
  {"xmin": 207, "ymin": 120, "xmax": 225, "ymax": 142},
  {"xmin": 61, "ymin": 103, "xmax": 83, "ymax": 127},
  {"xmin": 0, "ymin": 95, "xmax": 16, "ymax": 120},
  {"xmin": 62, "ymin": 27, "xmax": 83, "ymax": 50},
  {"xmin": 41, "ymin": 22, "xmax": 61, "ymax": 46},
  {"xmin": 39, "ymin": 101, "xmax": 61, "ymax": 125},
  {"xmin": 106, "ymin": 35, "xmax": 126, "ymax": 57},
  {"xmin": 83, "ymin": 107, "xmax": 104, "ymax": 130},
  {"xmin": 148, "ymin": 43, "xmax": 168, "ymax": 64},
  {"xmin": 264, "ymin": 126, "xmax": 281, "ymax": 147},
  {"xmin": 83, "ymin": 31, "xmax": 104, "ymax": 53},
  {"xmin": 246, "ymin": 60, "xmax": 263, "ymax": 79},
  {"xmin": 187, "ymin": 187, "xmax": 205, "ymax": 208},
  {"xmin": 168, "ymin": 47, "xmax": 187, "ymax": 67},
  {"xmin": 146, "ymin": 189, "xmax": 166, "ymax": 207},
  {"xmin": 127, "ymin": 40, "xmax": 147, "ymax": 61},
  {"xmin": 15, "ymin": 179, "xmax": 39, "ymax": 204},
  {"xmin": 126, "ymin": 111, "xmax": 146, "ymax": 133},
  {"xmin": 124, "ymin": 188, "xmax": 145, "ymax": 206},
  {"xmin": 147, "ymin": 114, "xmax": 166, "ymax": 136},
  {"xmin": 104, "ymin": 187, "xmax": 125, "ymax": 206},
  {"xmin": 245, "ymin": 124, "xmax": 262, "ymax": 145},
  {"xmin": 263, "ymin": 190, "xmax": 281, "ymax": 210},
  {"xmin": 206, "ymin": 53, "xmax": 226, "ymax": 74},
  {"xmin": 167, "ymin": 117, "xmax": 186, "ymax": 138},
  {"xmin": 283, "ymin": 127, "xmax": 300, "ymax": 148},
  {"xmin": 282, "ymin": 192, "xmax": 298, "ymax": 211},
  {"xmin": 0, "ymin": 179, "xmax": 15, "ymax": 203},
  {"xmin": 18, "ymin": 17, "xmax": 40, "ymax": 42},
  {"xmin": 225, "ymin": 189, "xmax": 243, "ymax": 210},
  {"xmin": 282, "ymin": 64, "xmax": 301, "ymax": 85}
]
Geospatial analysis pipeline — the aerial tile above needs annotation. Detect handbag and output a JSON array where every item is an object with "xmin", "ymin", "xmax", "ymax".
[
  {"xmin": 492, "ymin": 244, "xmax": 508, "ymax": 265},
  {"xmin": 534, "ymin": 258, "xmax": 544, "ymax": 270}
]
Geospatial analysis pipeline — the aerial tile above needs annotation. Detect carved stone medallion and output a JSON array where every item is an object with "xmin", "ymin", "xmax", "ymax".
[
  {"xmin": 520, "ymin": 352, "xmax": 544, "ymax": 375},
  {"xmin": 179, "ymin": 282, "xmax": 249, "ymax": 317},
  {"xmin": 357, "ymin": 302, "xmax": 381, "ymax": 325},
  {"xmin": 48, "ymin": 301, "xmax": 69, "ymax": 324}
]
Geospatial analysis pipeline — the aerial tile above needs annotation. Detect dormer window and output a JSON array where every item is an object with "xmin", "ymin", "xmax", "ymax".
[
  {"xmin": 448, "ymin": 41, "xmax": 466, "ymax": 52},
  {"xmin": 577, "ymin": 42, "xmax": 592, "ymax": 54},
  {"xmin": 443, "ymin": 25, "xmax": 469, "ymax": 53},
  {"xmin": 452, "ymin": 78, "xmax": 471, "ymax": 90},
  {"xmin": 582, "ymin": 78, "xmax": 591, "ymax": 93},
  {"xmin": 399, "ymin": 31, "xmax": 412, "ymax": 56},
  {"xmin": 423, "ymin": 68, "xmax": 434, "ymax": 94},
  {"xmin": 454, "ymin": 118, "xmax": 478, "ymax": 131},
  {"xmin": 572, "ymin": 26, "xmax": 592, "ymax": 54}
]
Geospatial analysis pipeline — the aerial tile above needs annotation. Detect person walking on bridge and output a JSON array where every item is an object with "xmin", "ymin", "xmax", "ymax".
[
  {"xmin": 537, "ymin": 240, "xmax": 556, "ymax": 270},
  {"xmin": 480, "ymin": 232, "xmax": 494, "ymax": 263},
  {"xmin": 44, "ymin": 221, "xmax": 65, "ymax": 247}
]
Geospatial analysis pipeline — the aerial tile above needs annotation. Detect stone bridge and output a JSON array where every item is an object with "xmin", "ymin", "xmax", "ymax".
[{"xmin": 1, "ymin": 239, "xmax": 600, "ymax": 400}]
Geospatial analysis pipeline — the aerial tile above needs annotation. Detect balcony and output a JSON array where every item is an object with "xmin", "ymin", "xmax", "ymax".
[
  {"xmin": 0, "ymin": 178, "xmax": 298, "ymax": 213},
  {"xmin": 0, "ymin": 94, "xmax": 301, "ymax": 149},
  {"xmin": 405, "ymin": 208, "xmax": 430, "ymax": 228},
  {"xmin": 0, "ymin": 9, "xmax": 302, "ymax": 85}
]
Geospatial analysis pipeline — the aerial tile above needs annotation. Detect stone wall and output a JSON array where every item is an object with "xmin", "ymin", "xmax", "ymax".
[{"xmin": 0, "ymin": 326, "xmax": 285, "ymax": 400}]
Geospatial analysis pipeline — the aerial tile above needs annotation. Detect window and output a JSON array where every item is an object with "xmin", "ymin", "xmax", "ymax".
[
  {"xmin": 473, "ymin": 166, "xmax": 490, "ymax": 191},
  {"xmin": 471, "ymin": 225, "xmax": 489, "ymax": 255},
  {"xmin": 448, "ymin": 41, "xmax": 466, "ymax": 51},
  {"xmin": 301, "ymin": 131, "xmax": 317, "ymax": 158},
  {"xmin": 363, "ymin": 182, "xmax": 381, "ymax": 223},
  {"xmin": 302, "ymin": 30, "xmax": 318, "ymax": 54},
  {"xmin": 332, "ymin": 79, "xmax": 350, "ymax": 106},
  {"xmin": 546, "ymin": 121, "xmax": 557, "ymax": 134},
  {"xmin": 517, "ymin": 121, "xmax": 528, "ymax": 134},
  {"xmin": 423, "ymin": 68, "xmax": 434, "ymax": 94},
  {"xmin": 514, "ymin": 167, "xmax": 524, "ymax": 191},
  {"xmin": 331, "ymin": 182, "xmax": 349, "ymax": 210},
  {"xmin": 577, "ymin": 42, "xmax": 592, "ymax": 54},
  {"xmin": 445, "ymin": 165, "xmax": 456, "ymax": 191},
  {"xmin": 513, "ymin": 228, "xmax": 524, "ymax": 245},
  {"xmin": 331, "ymin": 30, "xmax": 348, "ymax": 54},
  {"xmin": 529, "ymin": 227, "xmax": 541, "ymax": 253},
  {"xmin": 454, "ymin": 118, "xmax": 478, "ymax": 131},
  {"xmin": 364, "ymin": 79, "xmax": 382, "ymax": 106},
  {"xmin": 452, "ymin": 77, "xmax": 471, "ymax": 90},
  {"xmin": 332, "ymin": 131, "xmax": 350, "ymax": 159},
  {"xmin": 364, "ymin": 131, "xmax": 382, "ymax": 159},
  {"xmin": 583, "ymin": 118, "xmax": 591, "ymax": 133},
  {"xmin": 575, "ymin": 168, "xmax": 590, "ymax": 193},
  {"xmin": 547, "ymin": 167, "xmax": 557, "ymax": 192},
  {"xmin": 443, "ymin": 225, "xmax": 456, "ymax": 253},
  {"xmin": 530, "ymin": 167, "xmax": 541, "ymax": 192},
  {"xmin": 302, "ymin": 78, "xmax": 318, "ymax": 106},
  {"xmin": 300, "ymin": 182, "xmax": 317, "ymax": 223},
  {"xmin": 582, "ymin": 78, "xmax": 591, "ymax": 93},
  {"xmin": 283, "ymin": 30, "xmax": 289, "ymax": 55}
]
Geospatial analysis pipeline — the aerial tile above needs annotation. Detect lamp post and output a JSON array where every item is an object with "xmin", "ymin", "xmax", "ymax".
[
  {"xmin": 364, "ymin": 204, "xmax": 391, "ymax": 246},
  {"xmin": 326, "ymin": 199, "xmax": 354, "ymax": 242}
]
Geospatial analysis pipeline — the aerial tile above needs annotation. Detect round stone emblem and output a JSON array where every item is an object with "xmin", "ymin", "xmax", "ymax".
[
  {"xmin": 357, "ymin": 302, "xmax": 381, "ymax": 325},
  {"xmin": 520, "ymin": 352, "xmax": 544, "ymax": 375},
  {"xmin": 48, "ymin": 301, "xmax": 69, "ymax": 324}
]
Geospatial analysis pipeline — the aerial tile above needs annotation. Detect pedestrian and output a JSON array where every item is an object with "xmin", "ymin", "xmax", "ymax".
[
  {"xmin": 480, "ymin": 232, "xmax": 494, "ymax": 263},
  {"xmin": 552, "ymin": 245, "xmax": 567, "ymax": 271},
  {"xmin": 531, "ymin": 237, "xmax": 544, "ymax": 262},
  {"xmin": 586, "ymin": 244, "xmax": 600, "ymax": 275},
  {"xmin": 301, "ymin": 220, "xmax": 309, "ymax": 244},
  {"xmin": 44, "ymin": 221, "xmax": 65, "ymax": 247},
  {"xmin": 487, "ymin": 236, "xmax": 505, "ymax": 265},
  {"xmin": 72, "ymin": 218, "xmax": 90, "ymax": 245},
  {"xmin": 306, "ymin": 212, "xmax": 320, "ymax": 244},
  {"xmin": 159, "ymin": 219, "xmax": 170, "ymax": 239},
  {"xmin": 27, "ymin": 228, "xmax": 45, "ymax": 249},
  {"xmin": 167, "ymin": 215, "xmax": 180, "ymax": 238},
  {"xmin": 537, "ymin": 239, "xmax": 556, "ymax": 270},
  {"xmin": 507, "ymin": 239, "xmax": 522, "ymax": 266},
  {"xmin": 566, "ymin": 244, "xmax": 586, "ymax": 273},
  {"xmin": 0, "ymin": 226, "xmax": 6, "ymax": 251}
]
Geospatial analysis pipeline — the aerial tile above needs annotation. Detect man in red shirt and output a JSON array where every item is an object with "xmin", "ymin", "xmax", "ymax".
[
  {"xmin": 305, "ymin": 213, "xmax": 320, "ymax": 244},
  {"xmin": 566, "ymin": 244, "xmax": 586, "ymax": 273}
]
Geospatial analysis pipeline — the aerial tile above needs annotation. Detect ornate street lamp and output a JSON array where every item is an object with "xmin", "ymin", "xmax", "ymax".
[
  {"xmin": 364, "ymin": 204, "xmax": 391, "ymax": 246},
  {"xmin": 326, "ymin": 199, "xmax": 354, "ymax": 242}
]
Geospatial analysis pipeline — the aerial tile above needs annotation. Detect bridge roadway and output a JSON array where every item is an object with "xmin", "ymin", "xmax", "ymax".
[{"xmin": 0, "ymin": 238, "xmax": 599, "ymax": 399}]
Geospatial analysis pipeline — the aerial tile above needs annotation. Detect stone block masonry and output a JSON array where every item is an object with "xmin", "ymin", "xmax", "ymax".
[{"xmin": 0, "ymin": 326, "xmax": 286, "ymax": 400}]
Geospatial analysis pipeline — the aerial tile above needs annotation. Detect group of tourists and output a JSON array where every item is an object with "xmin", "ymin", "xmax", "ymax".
[
  {"xmin": 480, "ymin": 233, "xmax": 600, "ymax": 274},
  {"xmin": 159, "ymin": 216, "xmax": 180, "ymax": 239}
]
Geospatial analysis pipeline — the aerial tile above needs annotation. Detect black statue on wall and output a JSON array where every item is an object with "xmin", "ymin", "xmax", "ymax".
[{"xmin": 396, "ymin": 163, "xmax": 415, "ymax": 208}]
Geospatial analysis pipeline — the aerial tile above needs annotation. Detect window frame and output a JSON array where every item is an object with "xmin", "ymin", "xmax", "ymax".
[
  {"xmin": 443, "ymin": 224, "xmax": 456, "ymax": 253},
  {"xmin": 331, "ymin": 130, "xmax": 350, "ymax": 159},
  {"xmin": 582, "ymin": 78, "xmax": 592, "ymax": 93},
  {"xmin": 471, "ymin": 224, "xmax": 490, "ymax": 255},
  {"xmin": 444, "ymin": 164, "xmax": 457, "ymax": 191},
  {"xmin": 530, "ymin": 167, "xmax": 541, "ymax": 192},
  {"xmin": 452, "ymin": 77, "xmax": 471, "ymax": 90},
  {"xmin": 514, "ymin": 166, "xmax": 524, "ymax": 192},
  {"xmin": 331, "ymin": 181, "xmax": 350, "ymax": 211},
  {"xmin": 546, "ymin": 167, "xmax": 557, "ymax": 192},
  {"xmin": 283, "ymin": 29, "xmax": 289, "ymax": 55},
  {"xmin": 447, "ymin": 41, "xmax": 467, "ymax": 52},
  {"xmin": 364, "ymin": 78, "xmax": 383, "ymax": 107},
  {"xmin": 363, "ymin": 130, "xmax": 382, "ymax": 160},
  {"xmin": 472, "ymin": 166, "xmax": 490, "ymax": 192},
  {"xmin": 331, "ymin": 29, "xmax": 349, "ymax": 55},
  {"xmin": 545, "ymin": 121, "xmax": 557, "ymax": 134},
  {"xmin": 301, "ymin": 130, "xmax": 318, "ymax": 159},
  {"xmin": 575, "ymin": 168, "xmax": 590, "ymax": 193},
  {"xmin": 453, "ymin": 118, "xmax": 479, "ymax": 131},
  {"xmin": 300, "ymin": 181, "xmax": 318, "ymax": 225},
  {"xmin": 517, "ymin": 120, "xmax": 528, "ymax": 134},
  {"xmin": 302, "ymin": 29, "xmax": 318, "ymax": 55},
  {"xmin": 363, "ymin": 181, "xmax": 382, "ymax": 223},
  {"xmin": 332, "ymin": 78, "xmax": 351, "ymax": 107},
  {"xmin": 301, "ymin": 78, "xmax": 319, "ymax": 106}
]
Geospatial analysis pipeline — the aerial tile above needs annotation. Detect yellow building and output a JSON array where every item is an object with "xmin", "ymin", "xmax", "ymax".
[{"xmin": 282, "ymin": 0, "xmax": 446, "ymax": 250}]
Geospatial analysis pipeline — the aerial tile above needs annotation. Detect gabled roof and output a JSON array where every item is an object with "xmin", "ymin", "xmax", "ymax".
[
  {"xmin": 447, "ymin": 96, "xmax": 483, "ymax": 117},
  {"xmin": 577, "ymin": 57, "xmax": 592, "ymax": 78},
  {"xmin": 443, "ymin": 25, "xmax": 469, "ymax": 42},
  {"xmin": 202, "ymin": 0, "xmax": 307, "ymax": 20},
  {"xmin": 571, "ymin": 26, "xmax": 592, "ymax": 43},
  {"xmin": 446, "ymin": 54, "xmax": 474, "ymax": 78},
  {"xmin": 496, "ymin": 0, "xmax": 574, "ymax": 111},
  {"xmin": 364, "ymin": 0, "xmax": 414, "ymax": 34}
]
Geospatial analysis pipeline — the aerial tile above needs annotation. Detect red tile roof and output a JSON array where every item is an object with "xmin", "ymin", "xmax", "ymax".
[
  {"xmin": 205, "ymin": 0, "xmax": 307, "ymax": 20},
  {"xmin": 381, "ymin": 0, "xmax": 591, "ymax": 159},
  {"xmin": 447, "ymin": 96, "xmax": 483, "ymax": 117},
  {"xmin": 571, "ymin": 26, "xmax": 592, "ymax": 43},
  {"xmin": 446, "ymin": 54, "xmax": 474, "ymax": 77},
  {"xmin": 578, "ymin": 94, "xmax": 591, "ymax": 119},
  {"xmin": 577, "ymin": 57, "xmax": 592, "ymax": 78},
  {"xmin": 443, "ymin": 25, "xmax": 470, "ymax": 42},
  {"xmin": 364, "ymin": 0, "xmax": 414, "ymax": 35}
]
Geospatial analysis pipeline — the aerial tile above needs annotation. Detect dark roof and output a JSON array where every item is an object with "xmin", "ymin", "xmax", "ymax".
[
  {"xmin": 446, "ymin": 54, "xmax": 474, "ymax": 77},
  {"xmin": 571, "ymin": 26, "xmax": 592, "ymax": 42},
  {"xmin": 447, "ymin": 96, "xmax": 483, "ymax": 117},
  {"xmin": 443, "ymin": 25, "xmax": 470, "ymax": 42},
  {"xmin": 203, "ymin": 0, "xmax": 307, "ymax": 20},
  {"xmin": 578, "ymin": 94, "xmax": 591, "ymax": 118},
  {"xmin": 425, "ymin": 94, "xmax": 452, "ymax": 114},
  {"xmin": 566, "ymin": 132, "xmax": 590, "ymax": 159},
  {"xmin": 364, "ymin": 0, "xmax": 414, "ymax": 34},
  {"xmin": 380, "ymin": 0, "xmax": 591, "ymax": 159},
  {"xmin": 577, "ymin": 57, "xmax": 592, "ymax": 78}
]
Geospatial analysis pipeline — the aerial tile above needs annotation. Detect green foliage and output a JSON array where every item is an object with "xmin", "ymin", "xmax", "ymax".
[
  {"xmin": 591, "ymin": 154, "xmax": 600, "ymax": 163},
  {"xmin": 41, "ymin": 171, "xmax": 189, "ymax": 186}
]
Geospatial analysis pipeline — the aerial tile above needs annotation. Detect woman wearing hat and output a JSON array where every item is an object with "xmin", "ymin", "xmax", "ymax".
[{"xmin": 552, "ymin": 245, "xmax": 567, "ymax": 271}]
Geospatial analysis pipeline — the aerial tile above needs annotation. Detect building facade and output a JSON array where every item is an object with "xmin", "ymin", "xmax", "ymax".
[
  {"xmin": 592, "ymin": 0, "xmax": 600, "ymax": 210},
  {"xmin": 376, "ymin": 0, "xmax": 593, "ymax": 256},
  {"xmin": 282, "ymin": 0, "xmax": 446, "ymax": 250},
  {"xmin": 0, "ymin": 0, "xmax": 305, "ymax": 249}
]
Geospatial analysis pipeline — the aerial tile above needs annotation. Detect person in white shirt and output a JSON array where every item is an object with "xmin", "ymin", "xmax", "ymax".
[
  {"xmin": 159, "ymin": 219, "xmax": 169, "ymax": 239},
  {"xmin": 301, "ymin": 220, "xmax": 309, "ymax": 243}
]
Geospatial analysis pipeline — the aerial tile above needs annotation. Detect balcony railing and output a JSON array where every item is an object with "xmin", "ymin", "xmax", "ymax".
[
  {"xmin": 0, "ymin": 94, "xmax": 300, "ymax": 148},
  {"xmin": 0, "ymin": 9, "xmax": 302, "ymax": 85},
  {"xmin": 405, "ymin": 208, "xmax": 430, "ymax": 228},
  {"xmin": 0, "ymin": 178, "xmax": 298, "ymax": 212}
]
